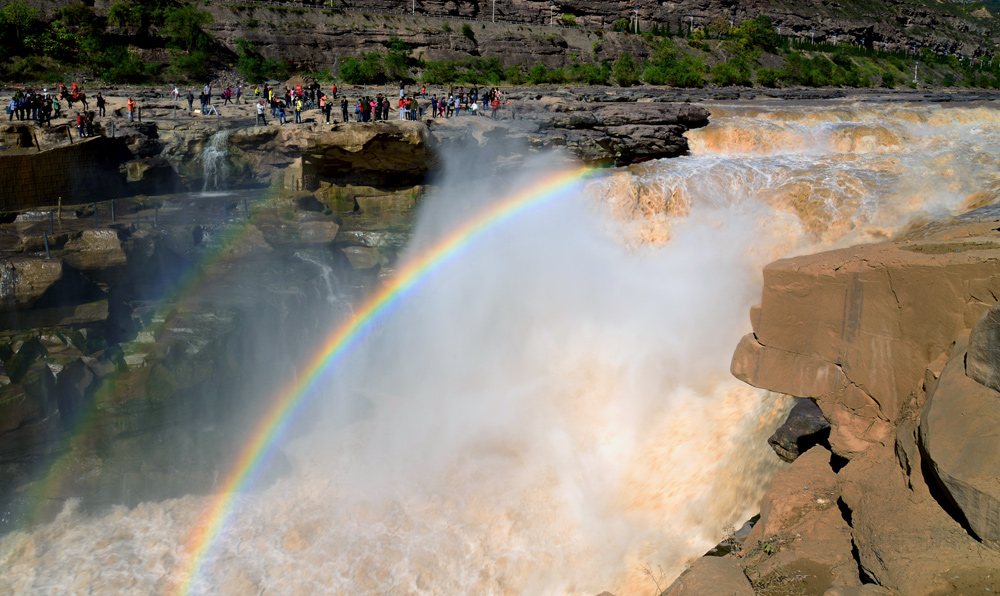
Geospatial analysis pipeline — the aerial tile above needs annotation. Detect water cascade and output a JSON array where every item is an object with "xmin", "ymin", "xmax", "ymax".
[
  {"xmin": 201, "ymin": 130, "xmax": 231, "ymax": 192},
  {"xmin": 4, "ymin": 101, "xmax": 1000, "ymax": 596}
]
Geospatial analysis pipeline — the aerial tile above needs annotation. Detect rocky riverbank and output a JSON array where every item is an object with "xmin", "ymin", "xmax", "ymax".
[{"xmin": 666, "ymin": 205, "xmax": 1000, "ymax": 595}]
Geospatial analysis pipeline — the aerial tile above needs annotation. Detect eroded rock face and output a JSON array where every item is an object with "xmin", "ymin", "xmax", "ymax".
[
  {"xmin": 662, "ymin": 556, "xmax": 753, "ymax": 596},
  {"xmin": 839, "ymin": 445, "xmax": 1000, "ymax": 595},
  {"xmin": 729, "ymin": 207, "xmax": 1000, "ymax": 596},
  {"xmin": 743, "ymin": 446, "xmax": 859, "ymax": 592},
  {"xmin": 0, "ymin": 257, "xmax": 64, "ymax": 310},
  {"xmin": 732, "ymin": 232, "xmax": 1000, "ymax": 457},
  {"xmin": 921, "ymin": 333, "xmax": 1000, "ymax": 548},
  {"xmin": 966, "ymin": 301, "xmax": 1000, "ymax": 392}
]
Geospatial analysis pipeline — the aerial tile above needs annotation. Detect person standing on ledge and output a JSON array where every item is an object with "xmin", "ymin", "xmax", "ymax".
[
  {"xmin": 96, "ymin": 93, "xmax": 106, "ymax": 118},
  {"xmin": 186, "ymin": 90, "xmax": 194, "ymax": 112},
  {"xmin": 255, "ymin": 99, "xmax": 266, "ymax": 125},
  {"xmin": 341, "ymin": 96, "xmax": 348, "ymax": 124},
  {"xmin": 126, "ymin": 97, "xmax": 136, "ymax": 123},
  {"xmin": 294, "ymin": 96, "xmax": 303, "ymax": 123}
]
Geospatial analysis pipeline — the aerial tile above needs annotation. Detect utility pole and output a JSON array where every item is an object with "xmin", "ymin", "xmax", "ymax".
[
  {"xmin": 810, "ymin": 29, "xmax": 815, "ymax": 44},
  {"xmin": 914, "ymin": 61, "xmax": 919, "ymax": 83},
  {"xmin": 411, "ymin": 0, "xmax": 414, "ymax": 14},
  {"xmin": 689, "ymin": 13, "xmax": 693, "ymax": 35},
  {"xmin": 550, "ymin": 2, "xmax": 554, "ymax": 25},
  {"xmin": 492, "ymin": 0, "xmax": 495, "ymax": 22},
  {"xmin": 634, "ymin": 6, "xmax": 639, "ymax": 33}
]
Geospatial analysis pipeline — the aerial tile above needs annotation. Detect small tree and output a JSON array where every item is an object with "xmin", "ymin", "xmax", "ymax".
[
  {"xmin": 708, "ymin": 17, "xmax": 730, "ymax": 39},
  {"xmin": 612, "ymin": 52, "xmax": 639, "ymax": 85}
]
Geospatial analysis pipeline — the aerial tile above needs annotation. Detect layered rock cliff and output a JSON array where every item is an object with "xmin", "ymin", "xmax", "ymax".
[{"xmin": 669, "ymin": 204, "xmax": 1000, "ymax": 594}]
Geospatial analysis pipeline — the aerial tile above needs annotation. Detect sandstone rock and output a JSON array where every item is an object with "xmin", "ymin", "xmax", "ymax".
[
  {"xmin": 839, "ymin": 445, "xmax": 1000, "ymax": 595},
  {"xmin": 743, "ymin": 447, "xmax": 859, "ymax": 591},
  {"xmin": 356, "ymin": 193, "xmax": 416, "ymax": 214},
  {"xmin": 767, "ymin": 397, "xmax": 831, "ymax": 462},
  {"xmin": 824, "ymin": 586, "xmax": 896, "ymax": 596},
  {"xmin": 966, "ymin": 301, "xmax": 1000, "ymax": 392},
  {"xmin": 663, "ymin": 556, "xmax": 753, "ymax": 596},
  {"xmin": 0, "ymin": 257, "xmax": 65, "ymax": 311},
  {"xmin": 61, "ymin": 229, "xmax": 128, "ymax": 271},
  {"xmin": 921, "ymin": 333, "xmax": 1000, "ymax": 547},
  {"xmin": 734, "ymin": 232, "xmax": 1000, "ymax": 450},
  {"xmin": 341, "ymin": 246, "xmax": 383, "ymax": 270},
  {"xmin": 255, "ymin": 212, "xmax": 341, "ymax": 248},
  {"xmin": 733, "ymin": 333, "xmax": 889, "ymax": 458}
]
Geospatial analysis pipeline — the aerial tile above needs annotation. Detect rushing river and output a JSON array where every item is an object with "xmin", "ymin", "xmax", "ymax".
[{"xmin": 3, "ymin": 100, "xmax": 1000, "ymax": 596}]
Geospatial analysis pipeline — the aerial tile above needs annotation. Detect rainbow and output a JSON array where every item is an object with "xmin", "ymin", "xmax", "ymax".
[{"xmin": 172, "ymin": 166, "xmax": 594, "ymax": 595}]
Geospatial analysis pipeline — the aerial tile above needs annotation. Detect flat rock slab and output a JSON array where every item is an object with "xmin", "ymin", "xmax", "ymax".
[{"xmin": 663, "ymin": 556, "xmax": 753, "ymax": 596}]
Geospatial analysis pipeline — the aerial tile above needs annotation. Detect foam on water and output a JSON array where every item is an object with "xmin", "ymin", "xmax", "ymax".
[{"xmin": 4, "ymin": 100, "xmax": 1000, "ymax": 596}]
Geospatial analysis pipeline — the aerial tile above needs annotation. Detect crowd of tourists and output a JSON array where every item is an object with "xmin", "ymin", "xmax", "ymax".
[
  {"xmin": 4, "ymin": 80, "xmax": 514, "ymax": 136},
  {"xmin": 4, "ymin": 84, "xmax": 110, "ymax": 137}
]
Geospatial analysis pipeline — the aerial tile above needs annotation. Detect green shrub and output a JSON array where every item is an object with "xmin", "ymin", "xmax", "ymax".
[
  {"xmin": 503, "ymin": 64, "xmax": 524, "ymax": 84},
  {"xmin": 384, "ymin": 36, "xmax": 411, "ymax": 52},
  {"xmin": 168, "ymin": 50, "xmax": 210, "ymax": 81},
  {"xmin": 421, "ymin": 59, "xmax": 457, "ymax": 84},
  {"xmin": 561, "ymin": 13, "xmax": 577, "ymax": 27},
  {"xmin": 880, "ymin": 70, "xmax": 897, "ymax": 88},
  {"xmin": 161, "ymin": 4, "xmax": 213, "ymax": 51},
  {"xmin": 441, "ymin": 21, "xmax": 451, "ymax": 32},
  {"xmin": 574, "ymin": 63, "xmax": 610, "ymax": 84},
  {"xmin": 461, "ymin": 23, "xmax": 475, "ymax": 41},
  {"xmin": 642, "ymin": 54, "xmax": 705, "ymax": 87},
  {"xmin": 612, "ymin": 52, "xmax": 639, "ymax": 85},
  {"xmin": 528, "ymin": 62, "xmax": 548, "ymax": 85},
  {"xmin": 755, "ymin": 67, "xmax": 781, "ymax": 87},
  {"xmin": 711, "ymin": 56, "xmax": 752, "ymax": 86}
]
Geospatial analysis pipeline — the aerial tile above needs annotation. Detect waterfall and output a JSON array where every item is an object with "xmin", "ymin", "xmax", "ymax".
[
  {"xmin": 8, "ymin": 101, "xmax": 1000, "ymax": 596},
  {"xmin": 294, "ymin": 251, "xmax": 340, "ymax": 306},
  {"xmin": 201, "ymin": 130, "xmax": 231, "ymax": 192}
]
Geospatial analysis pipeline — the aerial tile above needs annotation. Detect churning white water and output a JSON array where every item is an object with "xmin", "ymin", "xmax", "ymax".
[{"xmin": 5, "ymin": 100, "xmax": 1000, "ymax": 596}]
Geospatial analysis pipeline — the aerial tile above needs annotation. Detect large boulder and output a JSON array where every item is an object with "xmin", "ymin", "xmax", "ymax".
[
  {"xmin": 768, "ymin": 397, "xmax": 831, "ymax": 462},
  {"xmin": 663, "ymin": 556, "xmax": 753, "ymax": 596},
  {"xmin": 921, "ymin": 332, "xmax": 1000, "ymax": 547},
  {"xmin": 966, "ymin": 301, "xmax": 1000, "ymax": 392},
  {"xmin": 0, "ymin": 257, "xmax": 65, "ymax": 310},
  {"xmin": 61, "ymin": 229, "xmax": 128, "ymax": 271}
]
